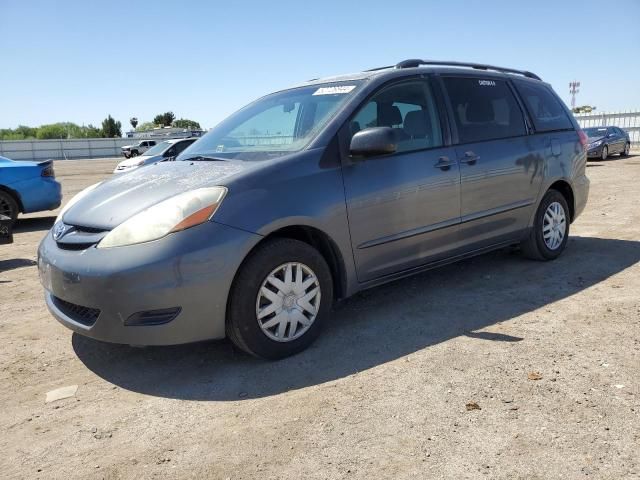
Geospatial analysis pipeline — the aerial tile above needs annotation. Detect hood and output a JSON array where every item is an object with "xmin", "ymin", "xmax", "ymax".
[
  {"xmin": 117, "ymin": 155, "xmax": 153, "ymax": 168},
  {"xmin": 63, "ymin": 160, "xmax": 250, "ymax": 229}
]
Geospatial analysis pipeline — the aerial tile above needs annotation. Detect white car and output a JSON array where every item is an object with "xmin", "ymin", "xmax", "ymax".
[
  {"xmin": 120, "ymin": 140, "xmax": 157, "ymax": 158},
  {"xmin": 113, "ymin": 138, "xmax": 198, "ymax": 174}
]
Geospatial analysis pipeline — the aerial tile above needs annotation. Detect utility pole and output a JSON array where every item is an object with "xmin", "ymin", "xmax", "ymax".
[{"xmin": 569, "ymin": 80, "xmax": 580, "ymax": 110}]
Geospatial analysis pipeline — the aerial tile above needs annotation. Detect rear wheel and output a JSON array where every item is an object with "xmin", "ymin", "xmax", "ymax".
[
  {"xmin": 0, "ymin": 190, "xmax": 19, "ymax": 224},
  {"xmin": 130, "ymin": 150, "xmax": 138, "ymax": 157},
  {"xmin": 226, "ymin": 238, "xmax": 333, "ymax": 360},
  {"xmin": 601, "ymin": 145, "xmax": 608, "ymax": 160},
  {"xmin": 621, "ymin": 143, "xmax": 630, "ymax": 157},
  {"xmin": 521, "ymin": 189, "xmax": 570, "ymax": 261}
]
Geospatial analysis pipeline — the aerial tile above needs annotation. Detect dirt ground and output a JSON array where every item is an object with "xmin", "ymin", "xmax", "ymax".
[{"xmin": 1, "ymin": 155, "xmax": 639, "ymax": 480}]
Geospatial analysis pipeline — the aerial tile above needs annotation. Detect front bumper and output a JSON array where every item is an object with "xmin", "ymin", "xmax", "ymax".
[
  {"xmin": 587, "ymin": 144, "xmax": 604, "ymax": 158},
  {"xmin": 38, "ymin": 220, "xmax": 262, "ymax": 345}
]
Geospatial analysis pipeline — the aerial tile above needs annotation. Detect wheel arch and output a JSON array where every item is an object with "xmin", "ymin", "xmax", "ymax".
[
  {"xmin": 548, "ymin": 180, "xmax": 575, "ymax": 222},
  {"xmin": 0, "ymin": 185, "xmax": 24, "ymax": 213},
  {"xmin": 232, "ymin": 224, "xmax": 348, "ymax": 302}
]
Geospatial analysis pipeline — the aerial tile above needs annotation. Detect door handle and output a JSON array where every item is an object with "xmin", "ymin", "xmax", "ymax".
[
  {"xmin": 434, "ymin": 156, "xmax": 453, "ymax": 170},
  {"xmin": 460, "ymin": 151, "xmax": 480, "ymax": 165}
]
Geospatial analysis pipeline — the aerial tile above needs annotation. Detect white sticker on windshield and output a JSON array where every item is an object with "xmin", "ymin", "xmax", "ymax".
[{"xmin": 313, "ymin": 85, "xmax": 356, "ymax": 96}]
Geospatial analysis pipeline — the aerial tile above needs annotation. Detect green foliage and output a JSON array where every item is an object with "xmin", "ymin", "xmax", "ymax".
[
  {"xmin": 135, "ymin": 121, "xmax": 158, "ymax": 132},
  {"xmin": 36, "ymin": 123, "xmax": 70, "ymax": 139},
  {"xmin": 153, "ymin": 111, "xmax": 176, "ymax": 127},
  {"xmin": 101, "ymin": 115, "xmax": 122, "ymax": 138},
  {"xmin": 572, "ymin": 105, "xmax": 597, "ymax": 114},
  {"xmin": 172, "ymin": 118, "xmax": 201, "ymax": 130}
]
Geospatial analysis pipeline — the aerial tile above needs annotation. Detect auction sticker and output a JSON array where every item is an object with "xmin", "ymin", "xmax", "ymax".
[{"xmin": 313, "ymin": 85, "xmax": 356, "ymax": 95}]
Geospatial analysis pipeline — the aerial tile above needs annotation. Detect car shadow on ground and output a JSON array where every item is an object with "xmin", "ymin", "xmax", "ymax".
[
  {"xmin": 73, "ymin": 235, "xmax": 640, "ymax": 401},
  {"xmin": 13, "ymin": 216, "xmax": 55, "ymax": 233},
  {"xmin": 0, "ymin": 258, "xmax": 37, "ymax": 273}
]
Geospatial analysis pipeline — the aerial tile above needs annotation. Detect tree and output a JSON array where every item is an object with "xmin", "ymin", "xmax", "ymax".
[
  {"xmin": 153, "ymin": 111, "xmax": 176, "ymax": 127},
  {"xmin": 572, "ymin": 105, "xmax": 597, "ymax": 114},
  {"xmin": 36, "ymin": 123, "xmax": 69, "ymax": 139},
  {"xmin": 101, "ymin": 115, "xmax": 122, "ymax": 138},
  {"xmin": 15, "ymin": 125, "xmax": 37, "ymax": 138},
  {"xmin": 85, "ymin": 124, "xmax": 102, "ymax": 137},
  {"xmin": 130, "ymin": 117, "xmax": 138, "ymax": 130},
  {"xmin": 135, "ymin": 121, "xmax": 157, "ymax": 132},
  {"xmin": 172, "ymin": 118, "xmax": 201, "ymax": 130}
]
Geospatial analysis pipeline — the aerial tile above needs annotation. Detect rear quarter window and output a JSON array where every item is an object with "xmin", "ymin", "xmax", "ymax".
[{"xmin": 514, "ymin": 81, "xmax": 573, "ymax": 133}]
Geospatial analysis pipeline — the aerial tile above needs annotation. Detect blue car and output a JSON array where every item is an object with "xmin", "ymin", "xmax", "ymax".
[{"xmin": 0, "ymin": 156, "xmax": 62, "ymax": 224}]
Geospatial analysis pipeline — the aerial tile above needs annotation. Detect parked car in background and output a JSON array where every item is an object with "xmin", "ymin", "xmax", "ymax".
[
  {"xmin": 121, "ymin": 140, "xmax": 156, "ymax": 158},
  {"xmin": 113, "ymin": 138, "xmax": 198, "ymax": 174},
  {"xmin": 39, "ymin": 59, "xmax": 589, "ymax": 360},
  {"xmin": 584, "ymin": 126, "xmax": 631, "ymax": 160},
  {"xmin": 0, "ymin": 156, "xmax": 62, "ymax": 225}
]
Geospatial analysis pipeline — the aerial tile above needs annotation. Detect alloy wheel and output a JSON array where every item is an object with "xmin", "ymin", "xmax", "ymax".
[
  {"xmin": 255, "ymin": 262, "xmax": 321, "ymax": 342},
  {"xmin": 542, "ymin": 201, "xmax": 566, "ymax": 250}
]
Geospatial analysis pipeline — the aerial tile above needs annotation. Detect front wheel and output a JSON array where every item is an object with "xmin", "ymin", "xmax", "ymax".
[
  {"xmin": 601, "ymin": 145, "xmax": 608, "ymax": 160},
  {"xmin": 521, "ymin": 190, "xmax": 570, "ymax": 261},
  {"xmin": 226, "ymin": 238, "xmax": 333, "ymax": 360}
]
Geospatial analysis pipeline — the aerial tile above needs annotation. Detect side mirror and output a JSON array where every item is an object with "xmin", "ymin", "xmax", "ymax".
[{"xmin": 350, "ymin": 127, "xmax": 397, "ymax": 157}]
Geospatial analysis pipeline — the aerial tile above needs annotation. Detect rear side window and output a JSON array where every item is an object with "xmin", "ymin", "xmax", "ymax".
[
  {"xmin": 514, "ymin": 81, "xmax": 573, "ymax": 133},
  {"xmin": 442, "ymin": 77, "xmax": 526, "ymax": 144}
]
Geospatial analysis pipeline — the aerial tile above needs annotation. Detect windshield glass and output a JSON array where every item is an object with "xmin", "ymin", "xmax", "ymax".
[
  {"xmin": 143, "ymin": 141, "xmax": 172, "ymax": 156},
  {"xmin": 178, "ymin": 81, "xmax": 362, "ymax": 161},
  {"xmin": 584, "ymin": 127, "xmax": 607, "ymax": 138}
]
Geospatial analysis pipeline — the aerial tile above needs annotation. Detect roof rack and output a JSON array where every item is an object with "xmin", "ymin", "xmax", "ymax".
[{"xmin": 366, "ymin": 59, "xmax": 542, "ymax": 81}]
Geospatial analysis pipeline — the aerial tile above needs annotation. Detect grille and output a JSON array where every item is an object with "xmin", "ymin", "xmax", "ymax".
[{"xmin": 52, "ymin": 296, "xmax": 100, "ymax": 326}]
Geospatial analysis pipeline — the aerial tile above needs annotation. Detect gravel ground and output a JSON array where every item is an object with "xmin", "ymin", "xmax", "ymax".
[{"xmin": 1, "ymin": 155, "xmax": 639, "ymax": 479}]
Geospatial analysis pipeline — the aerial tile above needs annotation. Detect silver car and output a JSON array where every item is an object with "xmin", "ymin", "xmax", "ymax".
[
  {"xmin": 39, "ymin": 59, "xmax": 589, "ymax": 359},
  {"xmin": 114, "ymin": 138, "xmax": 198, "ymax": 174}
]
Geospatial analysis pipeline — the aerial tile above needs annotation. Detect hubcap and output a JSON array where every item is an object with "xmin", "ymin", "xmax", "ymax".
[
  {"xmin": 542, "ymin": 201, "xmax": 566, "ymax": 250},
  {"xmin": 602, "ymin": 146, "xmax": 607, "ymax": 160},
  {"xmin": 256, "ymin": 262, "xmax": 321, "ymax": 342}
]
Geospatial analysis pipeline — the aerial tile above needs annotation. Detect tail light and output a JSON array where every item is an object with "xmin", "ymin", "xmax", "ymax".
[
  {"xmin": 41, "ymin": 165, "xmax": 55, "ymax": 177},
  {"xmin": 577, "ymin": 130, "xmax": 588, "ymax": 152}
]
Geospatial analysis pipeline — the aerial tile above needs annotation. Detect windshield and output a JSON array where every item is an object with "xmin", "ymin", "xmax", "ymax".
[
  {"xmin": 584, "ymin": 127, "xmax": 607, "ymax": 138},
  {"xmin": 178, "ymin": 81, "xmax": 362, "ymax": 161},
  {"xmin": 143, "ymin": 141, "xmax": 172, "ymax": 156}
]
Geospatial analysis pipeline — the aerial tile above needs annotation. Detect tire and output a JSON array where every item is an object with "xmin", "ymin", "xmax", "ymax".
[
  {"xmin": 0, "ymin": 190, "xmax": 19, "ymax": 225},
  {"xmin": 521, "ymin": 189, "xmax": 570, "ymax": 261},
  {"xmin": 130, "ymin": 150, "xmax": 138, "ymax": 157},
  {"xmin": 601, "ymin": 145, "xmax": 608, "ymax": 160},
  {"xmin": 226, "ymin": 238, "xmax": 333, "ymax": 360},
  {"xmin": 620, "ymin": 143, "xmax": 630, "ymax": 157}
]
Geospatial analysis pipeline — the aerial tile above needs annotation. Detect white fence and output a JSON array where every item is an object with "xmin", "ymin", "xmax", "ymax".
[
  {"xmin": 574, "ymin": 111, "xmax": 640, "ymax": 147},
  {"xmin": 0, "ymin": 138, "xmax": 140, "ymax": 161}
]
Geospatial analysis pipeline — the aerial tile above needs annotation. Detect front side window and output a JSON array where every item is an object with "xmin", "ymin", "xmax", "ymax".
[
  {"xmin": 442, "ymin": 77, "xmax": 526, "ymax": 144},
  {"xmin": 178, "ymin": 82, "xmax": 362, "ymax": 161},
  {"xmin": 514, "ymin": 80, "xmax": 573, "ymax": 133},
  {"xmin": 349, "ymin": 80, "xmax": 443, "ymax": 153},
  {"xmin": 143, "ymin": 140, "xmax": 172, "ymax": 156}
]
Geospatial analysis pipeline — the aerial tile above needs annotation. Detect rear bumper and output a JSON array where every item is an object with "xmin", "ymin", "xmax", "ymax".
[
  {"xmin": 20, "ymin": 177, "xmax": 62, "ymax": 213},
  {"xmin": 573, "ymin": 174, "xmax": 589, "ymax": 220},
  {"xmin": 38, "ymin": 220, "xmax": 262, "ymax": 345}
]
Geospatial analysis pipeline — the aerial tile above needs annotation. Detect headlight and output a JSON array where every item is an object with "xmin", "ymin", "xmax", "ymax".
[
  {"xmin": 55, "ymin": 182, "xmax": 101, "ymax": 223},
  {"xmin": 590, "ymin": 140, "xmax": 603, "ymax": 148},
  {"xmin": 97, "ymin": 187, "xmax": 227, "ymax": 249}
]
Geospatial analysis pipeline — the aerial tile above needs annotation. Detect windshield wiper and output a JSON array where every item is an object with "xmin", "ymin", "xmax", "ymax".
[{"xmin": 181, "ymin": 155, "xmax": 229, "ymax": 162}]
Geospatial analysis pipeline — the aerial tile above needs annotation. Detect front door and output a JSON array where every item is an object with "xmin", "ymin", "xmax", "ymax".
[{"xmin": 342, "ymin": 79, "xmax": 461, "ymax": 282}]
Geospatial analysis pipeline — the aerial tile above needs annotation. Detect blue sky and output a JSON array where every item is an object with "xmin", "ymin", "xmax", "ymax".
[{"xmin": 1, "ymin": 0, "xmax": 639, "ymax": 130}]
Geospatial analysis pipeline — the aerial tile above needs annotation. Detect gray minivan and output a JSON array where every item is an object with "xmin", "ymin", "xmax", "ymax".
[{"xmin": 39, "ymin": 59, "xmax": 589, "ymax": 359}]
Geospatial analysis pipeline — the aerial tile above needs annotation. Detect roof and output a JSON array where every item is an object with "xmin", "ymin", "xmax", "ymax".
[{"xmin": 297, "ymin": 59, "xmax": 542, "ymax": 88}]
